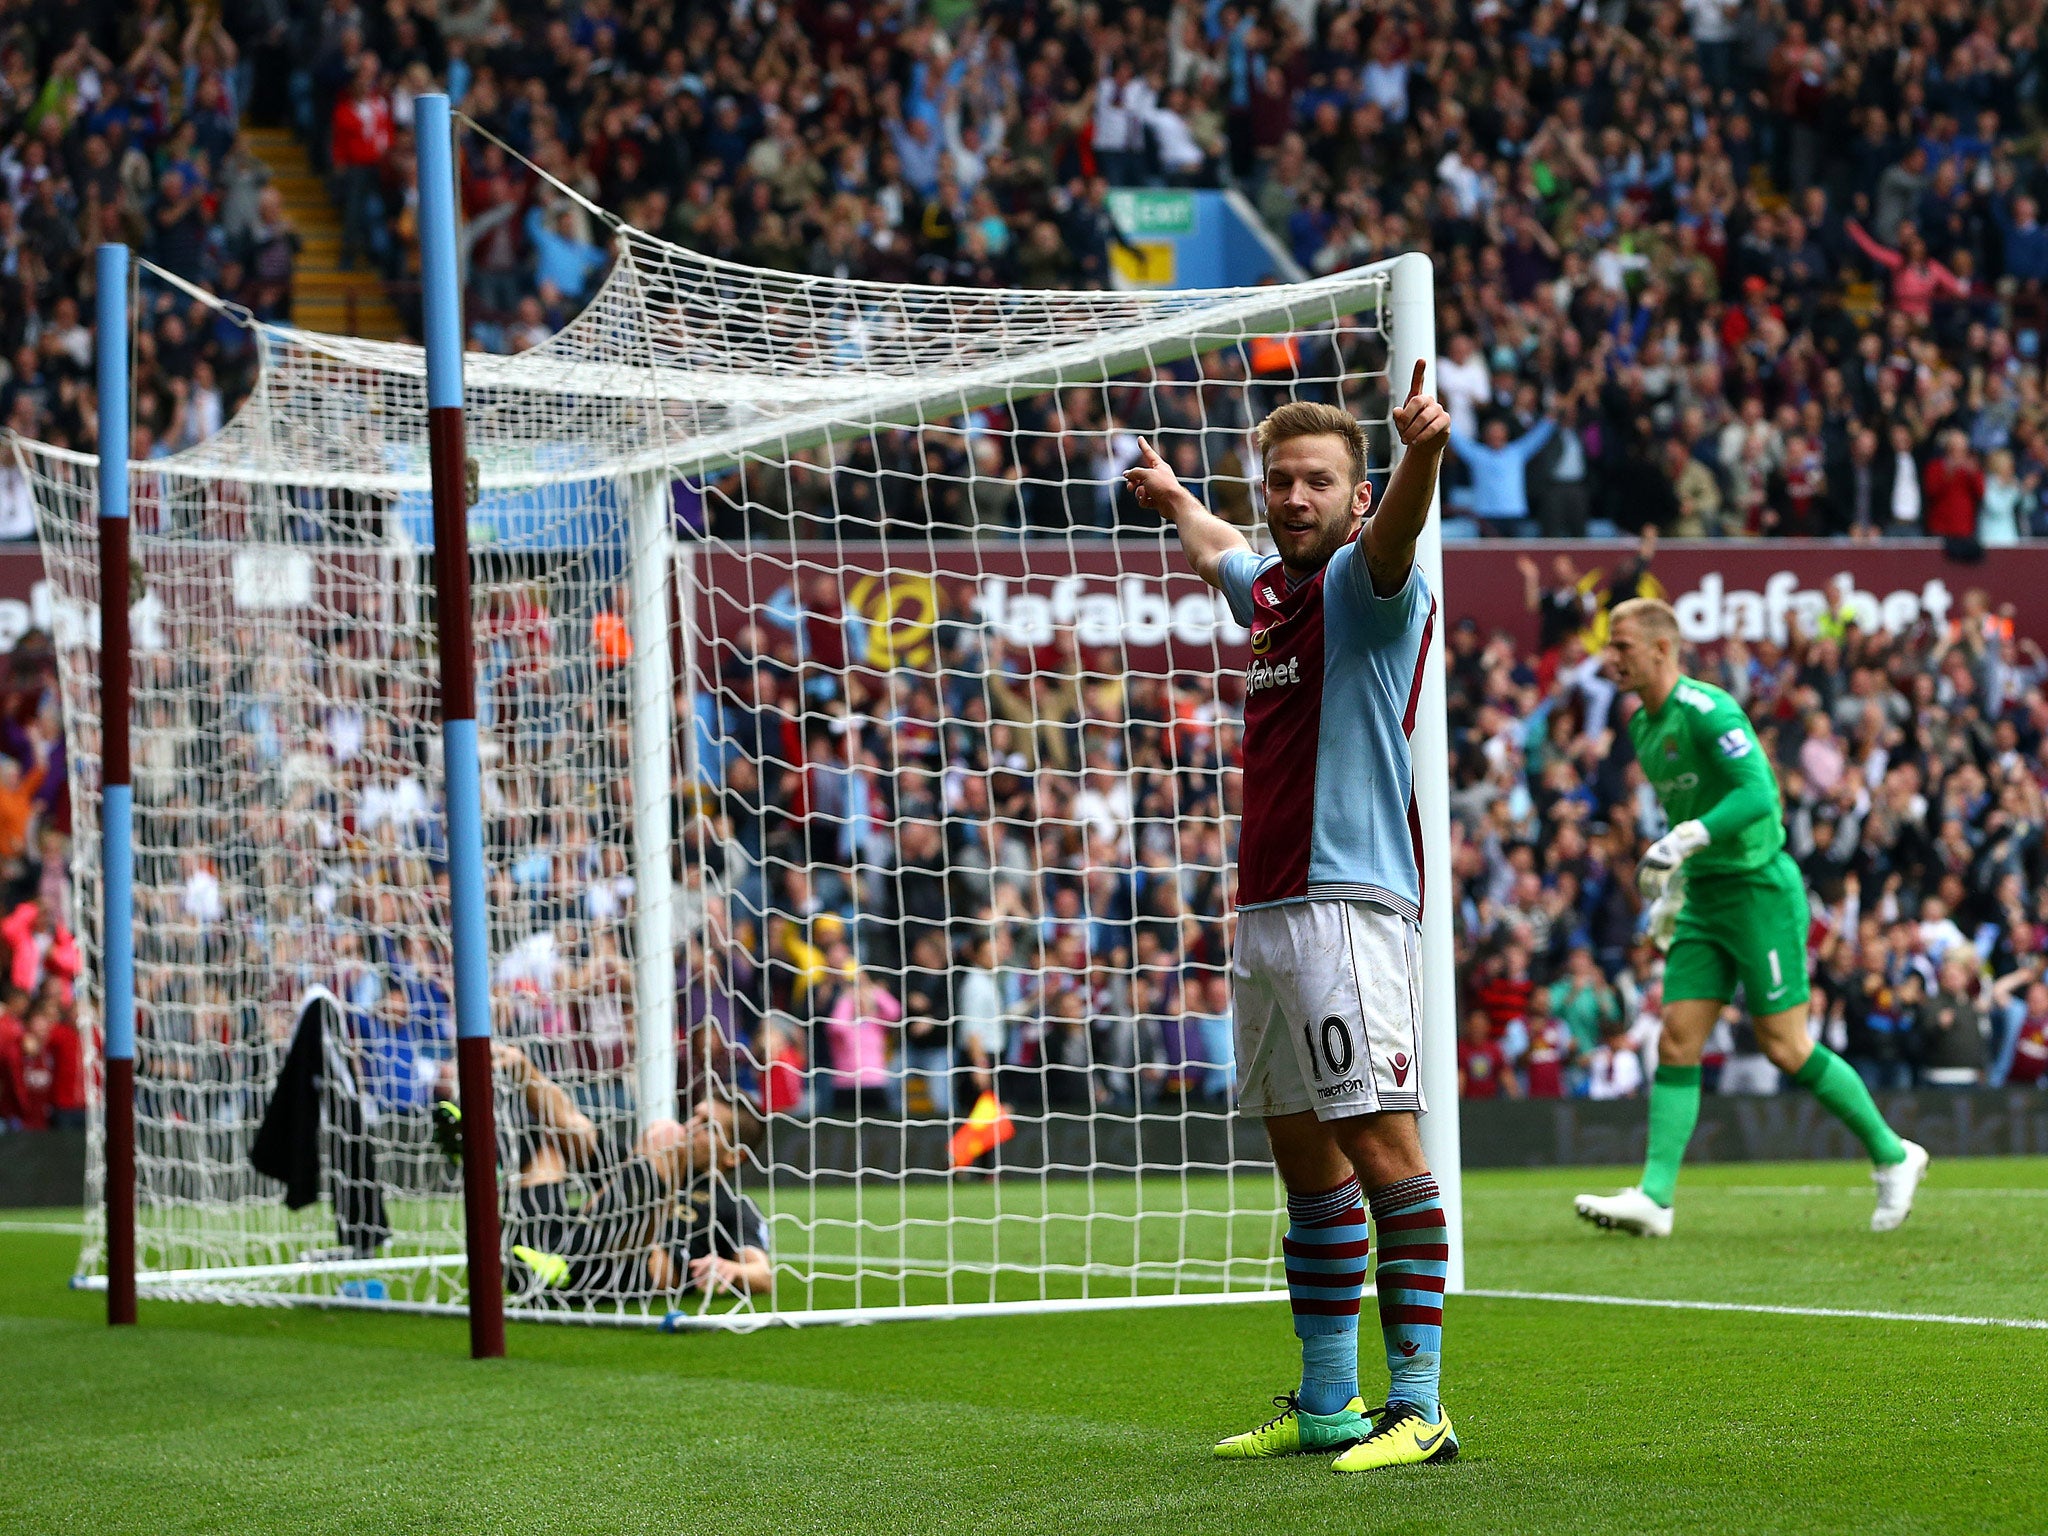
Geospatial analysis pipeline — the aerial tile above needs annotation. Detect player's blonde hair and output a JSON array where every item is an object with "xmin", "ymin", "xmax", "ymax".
[
  {"xmin": 1610, "ymin": 597, "xmax": 1681, "ymax": 652},
  {"xmin": 1255, "ymin": 401, "xmax": 1368, "ymax": 487}
]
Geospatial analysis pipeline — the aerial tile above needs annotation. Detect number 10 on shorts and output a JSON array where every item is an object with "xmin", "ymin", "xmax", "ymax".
[{"xmin": 1302, "ymin": 1017, "xmax": 1356, "ymax": 1081}]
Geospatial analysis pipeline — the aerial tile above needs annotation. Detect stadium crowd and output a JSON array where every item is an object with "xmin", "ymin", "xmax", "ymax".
[
  {"xmin": 0, "ymin": 634, "xmax": 85, "ymax": 1131},
  {"xmin": 0, "ymin": 0, "xmax": 295, "ymax": 473},
  {"xmin": 302, "ymin": 0, "xmax": 2048, "ymax": 542},
  {"xmin": 17, "ymin": 0, "xmax": 2048, "ymax": 543}
]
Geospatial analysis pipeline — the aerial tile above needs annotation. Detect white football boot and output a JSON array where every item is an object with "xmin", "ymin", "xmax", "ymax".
[
  {"xmin": 1573, "ymin": 1186, "xmax": 1675, "ymax": 1237},
  {"xmin": 1870, "ymin": 1140, "xmax": 1930, "ymax": 1233}
]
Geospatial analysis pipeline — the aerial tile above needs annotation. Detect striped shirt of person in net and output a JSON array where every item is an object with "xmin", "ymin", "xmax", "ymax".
[{"xmin": 1123, "ymin": 362, "xmax": 1460, "ymax": 1471}]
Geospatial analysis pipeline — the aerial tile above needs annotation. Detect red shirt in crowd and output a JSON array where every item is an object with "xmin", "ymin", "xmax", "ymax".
[
  {"xmin": 1476, "ymin": 972, "xmax": 1534, "ymax": 1034},
  {"xmin": 1, "ymin": 900, "xmax": 81, "ymax": 1000},
  {"xmin": 762, "ymin": 1038, "xmax": 806, "ymax": 1114},
  {"xmin": 2009, "ymin": 1013, "xmax": 2048, "ymax": 1086},
  {"xmin": 1459, "ymin": 1035, "xmax": 1512, "ymax": 1099},
  {"xmin": 16, "ymin": 1023, "xmax": 58, "ymax": 1130},
  {"xmin": 330, "ymin": 89, "xmax": 394, "ymax": 170},
  {"xmin": 0, "ymin": 1007, "xmax": 24, "ymax": 1124},
  {"xmin": 1923, "ymin": 455, "xmax": 1984, "ymax": 539},
  {"xmin": 45, "ymin": 1016, "xmax": 83, "ymax": 1117},
  {"xmin": 1523, "ymin": 1017, "xmax": 1574, "ymax": 1099}
]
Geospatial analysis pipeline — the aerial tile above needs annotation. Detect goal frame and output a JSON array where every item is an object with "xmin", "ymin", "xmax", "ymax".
[
  {"xmin": 96, "ymin": 242, "xmax": 136, "ymax": 1329},
  {"xmin": 80, "ymin": 102, "xmax": 1462, "ymax": 1333}
]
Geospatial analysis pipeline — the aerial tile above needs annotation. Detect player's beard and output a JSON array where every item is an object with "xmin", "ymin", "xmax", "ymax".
[{"xmin": 1275, "ymin": 505, "xmax": 1357, "ymax": 577}]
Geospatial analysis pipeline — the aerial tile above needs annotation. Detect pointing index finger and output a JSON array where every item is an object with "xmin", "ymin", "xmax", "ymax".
[{"xmin": 1406, "ymin": 358, "xmax": 1427, "ymax": 404}]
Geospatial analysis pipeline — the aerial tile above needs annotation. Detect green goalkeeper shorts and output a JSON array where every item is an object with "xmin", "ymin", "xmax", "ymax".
[{"xmin": 1662, "ymin": 852, "xmax": 1812, "ymax": 1014}]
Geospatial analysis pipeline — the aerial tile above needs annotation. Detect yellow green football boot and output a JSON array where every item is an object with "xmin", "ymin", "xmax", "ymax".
[
  {"xmin": 510, "ymin": 1244, "xmax": 571, "ymax": 1289},
  {"xmin": 1330, "ymin": 1401, "xmax": 1458, "ymax": 1472},
  {"xmin": 1213, "ymin": 1393, "xmax": 1371, "ymax": 1459}
]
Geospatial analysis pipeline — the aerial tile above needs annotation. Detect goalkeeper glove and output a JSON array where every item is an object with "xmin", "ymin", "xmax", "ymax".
[
  {"xmin": 1637, "ymin": 819, "xmax": 1710, "ymax": 903},
  {"xmin": 431, "ymin": 1099, "xmax": 463, "ymax": 1163},
  {"xmin": 1647, "ymin": 889, "xmax": 1683, "ymax": 953}
]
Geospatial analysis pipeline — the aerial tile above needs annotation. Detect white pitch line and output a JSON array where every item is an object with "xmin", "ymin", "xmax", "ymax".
[
  {"xmin": 1719, "ymin": 1185, "xmax": 2048, "ymax": 1198},
  {"xmin": 0, "ymin": 1220, "xmax": 87, "ymax": 1235},
  {"xmin": 1465, "ymin": 1287, "xmax": 2048, "ymax": 1331},
  {"xmin": 1723, "ymin": 1185, "xmax": 1835, "ymax": 1196},
  {"xmin": 1924, "ymin": 1187, "xmax": 2048, "ymax": 1196}
]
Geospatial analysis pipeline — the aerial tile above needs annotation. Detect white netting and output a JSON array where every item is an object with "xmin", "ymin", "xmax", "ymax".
[{"xmin": 24, "ymin": 211, "xmax": 1415, "ymax": 1326}]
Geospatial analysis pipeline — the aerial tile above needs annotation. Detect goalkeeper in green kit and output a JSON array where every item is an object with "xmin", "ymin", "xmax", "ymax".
[{"xmin": 1574, "ymin": 599, "xmax": 1928, "ymax": 1237}]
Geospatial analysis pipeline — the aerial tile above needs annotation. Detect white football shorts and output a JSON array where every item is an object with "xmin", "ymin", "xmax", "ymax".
[{"xmin": 1232, "ymin": 899, "xmax": 1426, "ymax": 1119}]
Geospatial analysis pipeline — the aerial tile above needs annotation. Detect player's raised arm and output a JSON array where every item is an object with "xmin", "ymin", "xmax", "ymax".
[
  {"xmin": 1363, "ymin": 360, "xmax": 1451, "ymax": 597},
  {"xmin": 1123, "ymin": 437, "xmax": 1251, "ymax": 591}
]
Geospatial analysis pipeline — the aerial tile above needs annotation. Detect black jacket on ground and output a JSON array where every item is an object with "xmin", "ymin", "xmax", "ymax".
[{"xmin": 250, "ymin": 989, "xmax": 390, "ymax": 1256}]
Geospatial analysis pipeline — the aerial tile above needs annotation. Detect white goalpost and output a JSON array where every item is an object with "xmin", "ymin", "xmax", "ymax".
[{"xmin": 26, "ymin": 114, "xmax": 1458, "ymax": 1330}]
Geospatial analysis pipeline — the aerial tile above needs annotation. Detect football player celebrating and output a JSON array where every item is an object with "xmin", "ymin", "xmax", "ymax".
[{"xmin": 1125, "ymin": 361, "xmax": 1457, "ymax": 1474}]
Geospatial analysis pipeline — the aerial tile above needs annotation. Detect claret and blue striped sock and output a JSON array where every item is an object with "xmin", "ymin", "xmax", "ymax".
[
  {"xmin": 1283, "ymin": 1176, "xmax": 1369, "ymax": 1415},
  {"xmin": 1369, "ymin": 1173, "xmax": 1448, "ymax": 1420}
]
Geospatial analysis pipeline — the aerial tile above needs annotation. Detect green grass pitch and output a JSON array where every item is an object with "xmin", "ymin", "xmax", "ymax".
[{"xmin": 3, "ymin": 1158, "xmax": 2044, "ymax": 1536}]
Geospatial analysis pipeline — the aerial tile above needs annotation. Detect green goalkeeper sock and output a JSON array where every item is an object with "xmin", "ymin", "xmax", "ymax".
[
  {"xmin": 1640, "ymin": 1064, "xmax": 1702, "ymax": 1209},
  {"xmin": 1794, "ymin": 1043, "xmax": 1906, "ymax": 1166}
]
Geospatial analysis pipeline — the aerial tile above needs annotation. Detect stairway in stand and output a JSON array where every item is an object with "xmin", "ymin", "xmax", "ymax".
[{"xmin": 241, "ymin": 126, "xmax": 408, "ymax": 340}]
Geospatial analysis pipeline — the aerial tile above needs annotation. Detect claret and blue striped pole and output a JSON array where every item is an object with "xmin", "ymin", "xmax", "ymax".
[
  {"xmin": 96, "ymin": 243, "xmax": 136, "ymax": 1328},
  {"xmin": 416, "ymin": 92, "xmax": 505, "ymax": 1359}
]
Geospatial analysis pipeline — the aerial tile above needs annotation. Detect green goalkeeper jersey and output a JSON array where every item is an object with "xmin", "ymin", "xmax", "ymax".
[{"xmin": 1627, "ymin": 675, "xmax": 1785, "ymax": 878}]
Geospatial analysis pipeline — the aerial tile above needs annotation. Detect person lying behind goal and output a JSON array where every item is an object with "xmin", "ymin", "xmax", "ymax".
[{"xmin": 434, "ymin": 1044, "xmax": 773, "ymax": 1302}]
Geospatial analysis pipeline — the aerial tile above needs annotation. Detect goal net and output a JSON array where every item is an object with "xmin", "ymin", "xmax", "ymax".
[{"xmin": 23, "ymin": 202, "xmax": 1447, "ymax": 1327}]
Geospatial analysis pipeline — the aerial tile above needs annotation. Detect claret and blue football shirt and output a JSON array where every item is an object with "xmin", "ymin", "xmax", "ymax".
[{"xmin": 1218, "ymin": 538, "xmax": 1437, "ymax": 917}]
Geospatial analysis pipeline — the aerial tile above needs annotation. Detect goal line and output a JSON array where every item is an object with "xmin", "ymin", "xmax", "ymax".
[
  {"xmin": 68, "ymin": 1267, "xmax": 1292, "ymax": 1331},
  {"xmin": 65, "ymin": 1263, "xmax": 2046, "ymax": 1332}
]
